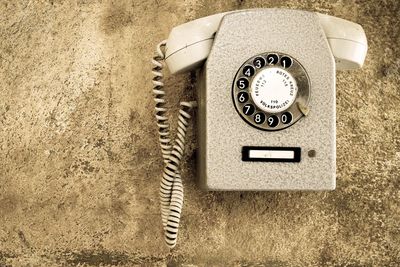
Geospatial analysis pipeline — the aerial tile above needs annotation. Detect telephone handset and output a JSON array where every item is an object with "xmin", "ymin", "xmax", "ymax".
[
  {"xmin": 152, "ymin": 9, "xmax": 367, "ymax": 248},
  {"xmin": 164, "ymin": 11, "xmax": 367, "ymax": 73}
]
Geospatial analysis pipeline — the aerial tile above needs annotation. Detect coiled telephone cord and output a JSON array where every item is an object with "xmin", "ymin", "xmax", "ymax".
[{"xmin": 152, "ymin": 40, "xmax": 196, "ymax": 248}]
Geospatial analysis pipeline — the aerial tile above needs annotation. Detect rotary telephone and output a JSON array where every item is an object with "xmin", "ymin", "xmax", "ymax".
[{"xmin": 151, "ymin": 9, "xmax": 368, "ymax": 248}]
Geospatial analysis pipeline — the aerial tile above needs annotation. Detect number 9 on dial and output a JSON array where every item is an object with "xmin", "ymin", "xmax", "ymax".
[{"xmin": 267, "ymin": 115, "xmax": 279, "ymax": 127}]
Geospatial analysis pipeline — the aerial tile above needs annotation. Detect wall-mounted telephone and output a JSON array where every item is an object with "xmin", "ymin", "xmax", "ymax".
[{"xmin": 151, "ymin": 8, "xmax": 367, "ymax": 248}]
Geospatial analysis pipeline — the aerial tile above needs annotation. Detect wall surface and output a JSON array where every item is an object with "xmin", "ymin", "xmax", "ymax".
[{"xmin": 0, "ymin": 0, "xmax": 399, "ymax": 266}]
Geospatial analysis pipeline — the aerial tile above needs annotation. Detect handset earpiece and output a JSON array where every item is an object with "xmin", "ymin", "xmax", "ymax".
[
  {"xmin": 317, "ymin": 13, "xmax": 368, "ymax": 70},
  {"xmin": 165, "ymin": 12, "xmax": 229, "ymax": 74}
]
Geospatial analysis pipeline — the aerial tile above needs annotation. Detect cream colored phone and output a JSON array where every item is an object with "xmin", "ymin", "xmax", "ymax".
[{"xmin": 151, "ymin": 9, "xmax": 367, "ymax": 248}]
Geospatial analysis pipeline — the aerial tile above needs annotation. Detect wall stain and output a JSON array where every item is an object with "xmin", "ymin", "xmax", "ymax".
[
  {"xmin": 101, "ymin": 3, "xmax": 133, "ymax": 35},
  {"xmin": 319, "ymin": 242, "xmax": 334, "ymax": 266},
  {"xmin": 61, "ymin": 250, "xmax": 164, "ymax": 266},
  {"xmin": 239, "ymin": 260, "xmax": 289, "ymax": 267},
  {"xmin": 81, "ymin": 160, "xmax": 95, "ymax": 173},
  {"xmin": 17, "ymin": 230, "xmax": 31, "ymax": 249},
  {"xmin": 63, "ymin": 250, "xmax": 130, "ymax": 266},
  {"xmin": 94, "ymin": 138, "xmax": 106, "ymax": 148},
  {"xmin": 0, "ymin": 251, "xmax": 15, "ymax": 267},
  {"xmin": 0, "ymin": 194, "xmax": 19, "ymax": 215}
]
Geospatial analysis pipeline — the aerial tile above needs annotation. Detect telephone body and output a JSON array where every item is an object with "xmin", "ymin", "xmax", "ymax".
[
  {"xmin": 152, "ymin": 8, "xmax": 367, "ymax": 247},
  {"xmin": 164, "ymin": 9, "xmax": 367, "ymax": 190}
]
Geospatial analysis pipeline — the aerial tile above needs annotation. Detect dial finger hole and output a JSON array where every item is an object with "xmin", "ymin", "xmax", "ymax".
[
  {"xmin": 267, "ymin": 115, "xmax": 279, "ymax": 127},
  {"xmin": 280, "ymin": 56, "xmax": 293, "ymax": 68},
  {"xmin": 243, "ymin": 104, "xmax": 255, "ymax": 115},
  {"xmin": 237, "ymin": 92, "xmax": 249, "ymax": 103},
  {"xmin": 243, "ymin": 65, "xmax": 255, "ymax": 77},
  {"xmin": 266, "ymin": 54, "xmax": 279, "ymax": 65},
  {"xmin": 281, "ymin": 112, "xmax": 293, "ymax": 124},
  {"xmin": 253, "ymin": 57, "xmax": 266, "ymax": 69},
  {"xmin": 236, "ymin": 78, "xmax": 249, "ymax": 89},
  {"xmin": 254, "ymin": 113, "xmax": 266, "ymax": 124}
]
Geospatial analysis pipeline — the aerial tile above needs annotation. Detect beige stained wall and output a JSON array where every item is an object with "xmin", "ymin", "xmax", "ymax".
[{"xmin": 0, "ymin": 0, "xmax": 399, "ymax": 266}]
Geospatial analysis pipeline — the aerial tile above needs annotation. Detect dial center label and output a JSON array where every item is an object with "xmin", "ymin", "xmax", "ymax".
[{"xmin": 250, "ymin": 67, "xmax": 298, "ymax": 113}]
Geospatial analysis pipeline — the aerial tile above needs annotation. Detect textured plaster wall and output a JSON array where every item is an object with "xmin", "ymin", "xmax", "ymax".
[{"xmin": 0, "ymin": 0, "xmax": 399, "ymax": 266}]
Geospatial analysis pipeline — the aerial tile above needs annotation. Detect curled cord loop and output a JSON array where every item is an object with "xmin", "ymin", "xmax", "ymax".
[{"xmin": 152, "ymin": 40, "xmax": 196, "ymax": 248}]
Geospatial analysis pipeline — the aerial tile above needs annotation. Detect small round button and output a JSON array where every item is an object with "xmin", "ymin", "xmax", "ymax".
[
  {"xmin": 236, "ymin": 78, "xmax": 249, "ymax": 90},
  {"xmin": 253, "ymin": 57, "xmax": 266, "ymax": 69},
  {"xmin": 250, "ymin": 67, "xmax": 298, "ymax": 113},
  {"xmin": 254, "ymin": 113, "xmax": 266, "ymax": 124},
  {"xmin": 280, "ymin": 56, "xmax": 293, "ymax": 68},
  {"xmin": 243, "ymin": 104, "xmax": 255, "ymax": 115},
  {"xmin": 237, "ymin": 92, "xmax": 249, "ymax": 103},
  {"xmin": 267, "ymin": 115, "xmax": 279, "ymax": 127},
  {"xmin": 308, "ymin": 149, "xmax": 316, "ymax": 158},
  {"xmin": 243, "ymin": 65, "xmax": 255, "ymax": 77},
  {"xmin": 281, "ymin": 112, "xmax": 293, "ymax": 124},
  {"xmin": 266, "ymin": 54, "xmax": 279, "ymax": 65}
]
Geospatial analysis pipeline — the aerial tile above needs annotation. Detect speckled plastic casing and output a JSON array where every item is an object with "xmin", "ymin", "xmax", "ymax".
[{"xmin": 197, "ymin": 9, "xmax": 336, "ymax": 191}]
